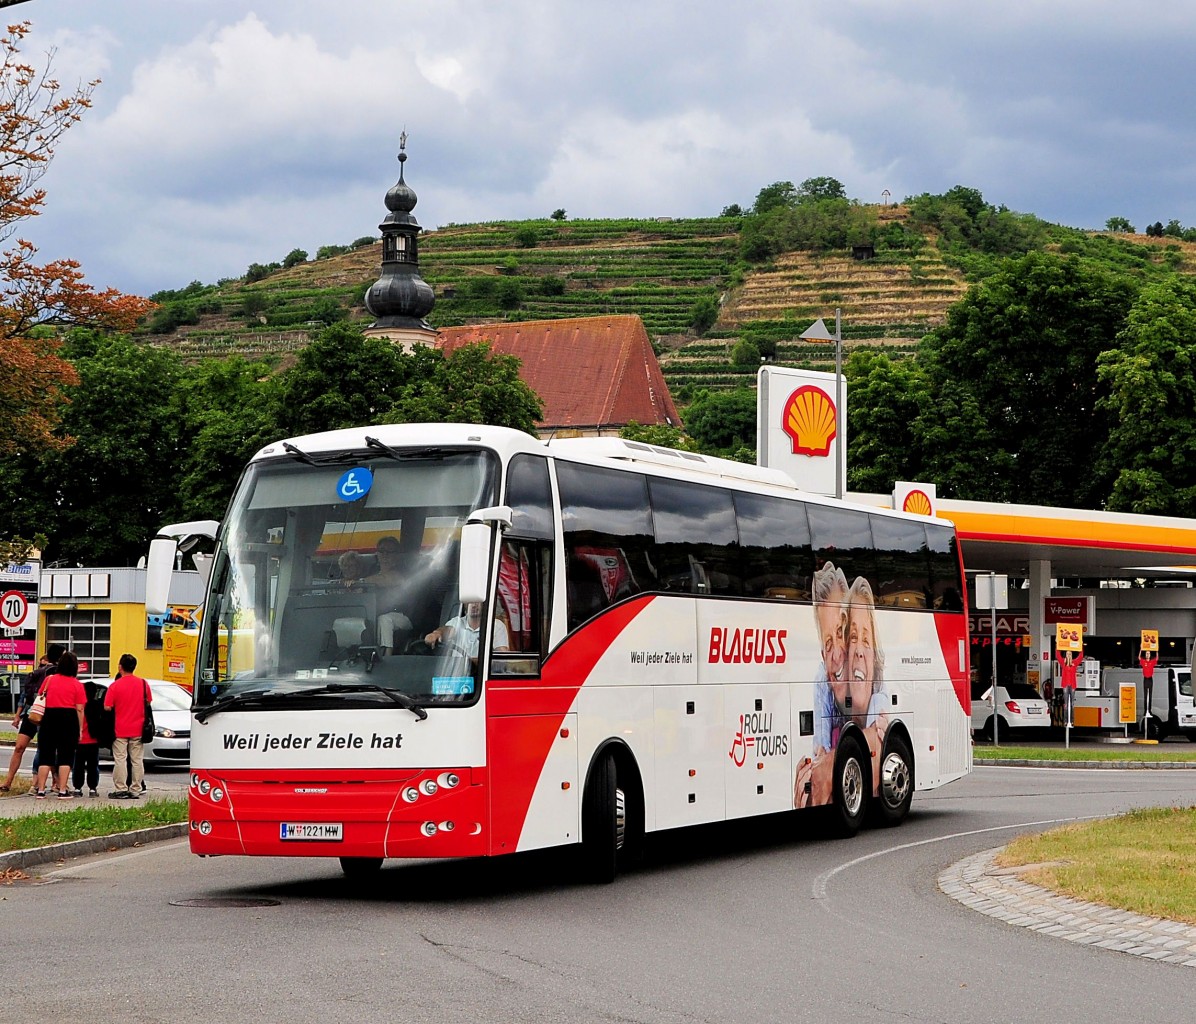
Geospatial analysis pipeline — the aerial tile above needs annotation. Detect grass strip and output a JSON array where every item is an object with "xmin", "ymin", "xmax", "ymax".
[
  {"xmin": 996, "ymin": 806, "xmax": 1196, "ymax": 925},
  {"xmin": 973, "ymin": 744, "xmax": 1196, "ymax": 762},
  {"xmin": 0, "ymin": 798, "xmax": 187, "ymax": 853}
]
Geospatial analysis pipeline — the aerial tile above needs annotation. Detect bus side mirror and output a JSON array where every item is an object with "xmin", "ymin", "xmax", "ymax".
[
  {"xmin": 146, "ymin": 537, "xmax": 178, "ymax": 616},
  {"xmin": 458, "ymin": 506, "xmax": 512, "ymax": 605}
]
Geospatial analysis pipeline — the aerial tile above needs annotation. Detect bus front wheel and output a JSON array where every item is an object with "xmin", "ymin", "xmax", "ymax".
[
  {"xmin": 580, "ymin": 752, "xmax": 625, "ymax": 884},
  {"xmin": 828, "ymin": 736, "xmax": 868, "ymax": 838}
]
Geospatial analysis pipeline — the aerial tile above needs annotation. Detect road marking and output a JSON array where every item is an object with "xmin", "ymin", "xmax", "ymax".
[{"xmin": 811, "ymin": 815, "xmax": 1101, "ymax": 904}]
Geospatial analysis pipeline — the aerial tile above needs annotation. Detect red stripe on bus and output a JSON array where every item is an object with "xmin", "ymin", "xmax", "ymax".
[{"xmin": 486, "ymin": 595, "xmax": 654, "ymax": 852}]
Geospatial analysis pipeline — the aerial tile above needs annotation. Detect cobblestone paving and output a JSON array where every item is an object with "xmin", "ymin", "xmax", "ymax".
[{"xmin": 940, "ymin": 848, "xmax": 1196, "ymax": 966}]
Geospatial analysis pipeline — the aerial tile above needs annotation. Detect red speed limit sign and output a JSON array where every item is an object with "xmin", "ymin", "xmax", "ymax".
[{"xmin": 0, "ymin": 589, "xmax": 29, "ymax": 629}]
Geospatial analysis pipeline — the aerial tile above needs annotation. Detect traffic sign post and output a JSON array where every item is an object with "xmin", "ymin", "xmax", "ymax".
[
  {"xmin": 0, "ymin": 562, "xmax": 40, "ymax": 673},
  {"xmin": 975, "ymin": 573, "xmax": 1008, "ymax": 745}
]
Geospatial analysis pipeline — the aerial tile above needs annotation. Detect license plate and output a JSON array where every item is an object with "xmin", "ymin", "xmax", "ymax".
[
  {"xmin": 280, "ymin": 822, "xmax": 343, "ymax": 841},
  {"xmin": 1027, "ymin": 707, "xmax": 1043, "ymax": 714}
]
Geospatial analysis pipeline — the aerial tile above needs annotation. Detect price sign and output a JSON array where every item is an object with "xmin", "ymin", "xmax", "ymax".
[
  {"xmin": 1141, "ymin": 629, "xmax": 1158, "ymax": 653},
  {"xmin": 0, "ymin": 589, "xmax": 29, "ymax": 629}
]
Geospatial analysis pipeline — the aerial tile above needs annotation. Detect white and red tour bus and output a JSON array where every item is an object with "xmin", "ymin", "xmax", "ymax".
[{"xmin": 167, "ymin": 423, "xmax": 971, "ymax": 881}]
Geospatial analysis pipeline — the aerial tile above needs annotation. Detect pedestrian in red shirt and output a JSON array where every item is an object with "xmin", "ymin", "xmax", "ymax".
[
  {"xmin": 104, "ymin": 653, "xmax": 152, "ymax": 800},
  {"xmin": 33, "ymin": 650, "xmax": 86, "ymax": 800}
]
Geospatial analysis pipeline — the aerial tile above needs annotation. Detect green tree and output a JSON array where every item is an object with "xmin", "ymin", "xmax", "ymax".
[
  {"xmin": 1096, "ymin": 279, "xmax": 1196, "ymax": 515},
  {"xmin": 915, "ymin": 251, "xmax": 1136, "ymax": 507},
  {"xmin": 730, "ymin": 338, "xmax": 760, "ymax": 366},
  {"xmin": 550, "ymin": 209, "xmax": 567, "ymax": 221},
  {"xmin": 1105, "ymin": 216, "xmax": 1135, "ymax": 233},
  {"xmin": 387, "ymin": 341, "xmax": 543, "ymax": 433},
  {"xmin": 271, "ymin": 323, "xmax": 405, "ymax": 437},
  {"xmin": 752, "ymin": 180, "xmax": 798, "ymax": 215},
  {"xmin": 844, "ymin": 350, "xmax": 933, "ymax": 494},
  {"xmin": 682, "ymin": 388, "xmax": 757, "ymax": 456},
  {"xmin": 282, "ymin": 248, "xmax": 308, "ymax": 268},
  {"xmin": 689, "ymin": 294, "xmax": 719, "ymax": 335},
  {"xmin": 514, "ymin": 225, "xmax": 538, "ymax": 248},
  {"xmin": 797, "ymin": 176, "xmax": 846, "ymax": 202},
  {"xmin": 618, "ymin": 421, "xmax": 700, "ymax": 450},
  {"xmin": 1, "ymin": 333, "xmax": 186, "ymax": 565},
  {"xmin": 174, "ymin": 355, "xmax": 277, "ymax": 521},
  {"xmin": 245, "ymin": 262, "xmax": 272, "ymax": 282},
  {"xmin": 720, "ymin": 203, "xmax": 744, "ymax": 218}
]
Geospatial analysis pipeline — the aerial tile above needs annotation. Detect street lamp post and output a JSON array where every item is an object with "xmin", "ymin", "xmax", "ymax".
[{"xmin": 799, "ymin": 309, "xmax": 844, "ymax": 499}]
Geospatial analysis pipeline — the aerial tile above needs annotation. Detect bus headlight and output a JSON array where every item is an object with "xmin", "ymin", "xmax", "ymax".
[
  {"xmin": 198, "ymin": 779, "xmax": 211, "ymax": 796},
  {"xmin": 420, "ymin": 821, "xmax": 438, "ymax": 837},
  {"xmin": 198, "ymin": 820, "xmax": 213, "ymax": 835},
  {"xmin": 402, "ymin": 787, "xmax": 419, "ymax": 803},
  {"xmin": 437, "ymin": 772, "xmax": 460, "ymax": 790},
  {"xmin": 420, "ymin": 779, "xmax": 438, "ymax": 796}
]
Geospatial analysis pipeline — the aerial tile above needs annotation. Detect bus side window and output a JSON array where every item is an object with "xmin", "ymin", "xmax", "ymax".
[{"xmin": 558, "ymin": 462, "xmax": 656, "ymax": 630}]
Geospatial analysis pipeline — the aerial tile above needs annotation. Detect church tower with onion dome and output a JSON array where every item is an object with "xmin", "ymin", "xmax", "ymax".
[{"xmin": 363, "ymin": 132, "xmax": 437, "ymax": 351}]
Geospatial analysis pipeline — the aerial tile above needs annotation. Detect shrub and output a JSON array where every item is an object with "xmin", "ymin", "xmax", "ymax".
[
  {"xmin": 731, "ymin": 339, "xmax": 761, "ymax": 366},
  {"xmin": 282, "ymin": 248, "xmax": 309, "ymax": 268},
  {"xmin": 514, "ymin": 226, "xmax": 539, "ymax": 248},
  {"xmin": 689, "ymin": 295, "xmax": 719, "ymax": 336}
]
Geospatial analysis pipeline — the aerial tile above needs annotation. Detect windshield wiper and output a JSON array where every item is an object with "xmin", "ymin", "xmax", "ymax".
[
  {"xmin": 300, "ymin": 682, "xmax": 428, "ymax": 721},
  {"xmin": 194, "ymin": 689, "xmax": 288, "ymax": 722},
  {"xmin": 282, "ymin": 441, "xmax": 319, "ymax": 465},
  {"xmin": 364, "ymin": 437, "xmax": 447, "ymax": 461}
]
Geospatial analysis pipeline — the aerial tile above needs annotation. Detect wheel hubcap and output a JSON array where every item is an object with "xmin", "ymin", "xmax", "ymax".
[
  {"xmin": 881, "ymin": 752, "xmax": 910, "ymax": 808},
  {"xmin": 842, "ymin": 757, "xmax": 864, "ymax": 817},
  {"xmin": 614, "ymin": 786, "xmax": 626, "ymax": 851}
]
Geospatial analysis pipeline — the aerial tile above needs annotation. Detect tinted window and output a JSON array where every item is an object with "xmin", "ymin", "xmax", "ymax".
[
  {"xmin": 807, "ymin": 505, "xmax": 875, "ymax": 585},
  {"xmin": 926, "ymin": 524, "xmax": 964, "ymax": 611},
  {"xmin": 1004, "ymin": 682, "xmax": 1043, "ymax": 700},
  {"xmin": 734, "ymin": 492, "xmax": 812, "ymax": 600},
  {"xmin": 557, "ymin": 462, "xmax": 656, "ymax": 629},
  {"xmin": 871, "ymin": 516, "xmax": 930, "ymax": 610},
  {"xmin": 506, "ymin": 454, "xmax": 554, "ymax": 540},
  {"xmin": 648, "ymin": 478, "xmax": 739, "ymax": 595}
]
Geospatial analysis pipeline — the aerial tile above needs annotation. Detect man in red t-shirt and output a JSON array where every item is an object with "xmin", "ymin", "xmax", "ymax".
[{"xmin": 104, "ymin": 653, "xmax": 152, "ymax": 800}]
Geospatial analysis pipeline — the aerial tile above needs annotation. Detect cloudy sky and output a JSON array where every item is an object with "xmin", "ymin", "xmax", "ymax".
[{"xmin": 18, "ymin": 1, "xmax": 1196, "ymax": 297}]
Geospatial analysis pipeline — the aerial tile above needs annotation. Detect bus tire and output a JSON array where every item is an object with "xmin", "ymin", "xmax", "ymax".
[
  {"xmin": 870, "ymin": 734, "xmax": 914, "ymax": 828},
  {"xmin": 829, "ymin": 736, "xmax": 868, "ymax": 838},
  {"xmin": 580, "ymin": 751, "xmax": 624, "ymax": 884},
  {"xmin": 340, "ymin": 856, "xmax": 383, "ymax": 878}
]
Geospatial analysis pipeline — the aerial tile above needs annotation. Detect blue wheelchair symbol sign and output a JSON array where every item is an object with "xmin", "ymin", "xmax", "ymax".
[{"xmin": 336, "ymin": 467, "xmax": 373, "ymax": 502}]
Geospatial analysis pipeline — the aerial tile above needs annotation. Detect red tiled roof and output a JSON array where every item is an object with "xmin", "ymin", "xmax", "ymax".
[{"xmin": 436, "ymin": 315, "xmax": 681, "ymax": 432}]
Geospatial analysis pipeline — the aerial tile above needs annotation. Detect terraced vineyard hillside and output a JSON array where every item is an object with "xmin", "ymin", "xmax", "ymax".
[{"xmin": 149, "ymin": 208, "xmax": 1196, "ymax": 395}]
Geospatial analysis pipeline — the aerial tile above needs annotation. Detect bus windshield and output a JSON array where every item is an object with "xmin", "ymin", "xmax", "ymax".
[{"xmin": 194, "ymin": 448, "xmax": 498, "ymax": 709}]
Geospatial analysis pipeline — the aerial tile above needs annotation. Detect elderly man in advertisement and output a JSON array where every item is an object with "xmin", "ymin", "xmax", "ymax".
[{"xmin": 796, "ymin": 562, "xmax": 848, "ymax": 809}]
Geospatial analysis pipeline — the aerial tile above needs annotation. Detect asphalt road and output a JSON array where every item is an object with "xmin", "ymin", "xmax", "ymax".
[{"xmin": 2, "ymin": 765, "xmax": 1192, "ymax": 1024}]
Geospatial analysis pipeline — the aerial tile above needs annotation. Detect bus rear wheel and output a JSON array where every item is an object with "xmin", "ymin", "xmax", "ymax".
[
  {"xmin": 580, "ymin": 752, "xmax": 625, "ymax": 884},
  {"xmin": 340, "ymin": 856, "xmax": 383, "ymax": 879},
  {"xmin": 828, "ymin": 736, "xmax": 868, "ymax": 838},
  {"xmin": 870, "ymin": 735, "xmax": 913, "ymax": 827}
]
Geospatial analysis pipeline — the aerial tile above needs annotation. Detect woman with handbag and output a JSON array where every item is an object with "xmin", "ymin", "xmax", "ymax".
[
  {"xmin": 0, "ymin": 643, "xmax": 65, "ymax": 793},
  {"xmin": 33, "ymin": 650, "xmax": 86, "ymax": 800}
]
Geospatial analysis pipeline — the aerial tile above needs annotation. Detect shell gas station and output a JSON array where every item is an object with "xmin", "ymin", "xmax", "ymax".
[{"xmin": 759, "ymin": 358, "xmax": 1196, "ymax": 732}]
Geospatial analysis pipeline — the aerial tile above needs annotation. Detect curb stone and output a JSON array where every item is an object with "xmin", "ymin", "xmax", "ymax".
[
  {"xmin": 0, "ymin": 823, "xmax": 187, "ymax": 873},
  {"xmin": 940, "ymin": 847, "xmax": 1196, "ymax": 967}
]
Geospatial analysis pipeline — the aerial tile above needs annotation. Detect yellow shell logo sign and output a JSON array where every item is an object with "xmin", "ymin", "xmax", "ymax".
[
  {"xmin": 781, "ymin": 385, "xmax": 837, "ymax": 457},
  {"xmin": 902, "ymin": 489, "xmax": 933, "ymax": 516}
]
